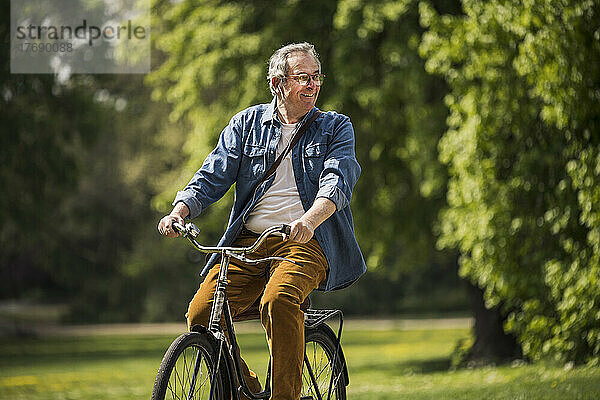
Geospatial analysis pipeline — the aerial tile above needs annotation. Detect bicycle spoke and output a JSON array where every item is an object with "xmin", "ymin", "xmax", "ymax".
[
  {"xmin": 189, "ymin": 347, "xmax": 209, "ymax": 400},
  {"xmin": 182, "ymin": 347, "xmax": 190, "ymax": 396},
  {"xmin": 302, "ymin": 331, "xmax": 345, "ymax": 400},
  {"xmin": 168, "ymin": 354, "xmax": 182, "ymax": 399},
  {"xmin": 169, "ymin": 347, "xmax": 186, "ymax": 400},
  {"xmin": 198, "ymin": 366, "xmax": 208, "ymax": 399},
  {"xmin": 192, "ymin": 351, "xmax": 209, "ymax": 400},
  {"xmin": 180, "ymin": 347, "xmax": 192, "ymax": 397},
  {"xmin": 313, "ymin": 344, "xmax": 331, "ymax": 395}
]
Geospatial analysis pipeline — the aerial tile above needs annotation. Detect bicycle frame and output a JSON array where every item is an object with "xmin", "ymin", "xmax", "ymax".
[
  {"xmin": 173, "ymin": 223, "xmax": 289, "ymax": 399},
  {"xmin": 172, "ymin": 222, "xmax": 347, "ymax": 400}
]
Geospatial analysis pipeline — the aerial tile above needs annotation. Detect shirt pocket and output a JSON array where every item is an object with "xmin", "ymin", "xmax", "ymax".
[
  {"xmin": 304, "ymin": 141, "xmax": 328, "ymax": 183},
  {"xmin": 240, "ymin": 143, "xmax": 266, "ymax": 178}
]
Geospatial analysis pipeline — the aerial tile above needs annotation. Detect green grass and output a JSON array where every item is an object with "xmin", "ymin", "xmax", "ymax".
[{"xmin": 1, "ymin": 324, "xmax": 599, "ymax": 399}]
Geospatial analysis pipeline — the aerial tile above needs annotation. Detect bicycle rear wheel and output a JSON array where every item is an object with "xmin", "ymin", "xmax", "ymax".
[
  {"xmin": 151, "ymin": 331, "xmax": 227, "ymax": 400},
  {"xmin": 302, "ymin": 325, "xmax": 347, "ymax": 400}
]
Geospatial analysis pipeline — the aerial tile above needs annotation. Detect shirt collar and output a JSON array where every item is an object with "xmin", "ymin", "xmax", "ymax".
[
  {"xmin": 261, "ymin": 96, "xmax": 318, "ymax": 126},
  {"xmin": 261, "ymin": 97, "xmax": 278, "ymax": 125}
]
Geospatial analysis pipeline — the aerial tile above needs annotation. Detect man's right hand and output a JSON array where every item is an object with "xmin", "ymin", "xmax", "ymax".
[
  {"xmin": 158, "ymin": 202, "xmax": 190, "ymax": 238},
  {"xmin": 157, "ymin": 214, "xmax": 184, "ymax": 238}
]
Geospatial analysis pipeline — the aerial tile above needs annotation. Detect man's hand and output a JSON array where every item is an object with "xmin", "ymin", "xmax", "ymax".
[
  {"xmin": 158, "ymin": 214, "xmax": 184, "ymax": 238},
  {"xmin": 288, "ymin": 219, "xmax": 316, "ymax": 243},
  {"xmin": 287, "ymin": 197, "xmax": 336, "ymax": 243},
  {"xmin": 158, "ymin": 202, "xmax": 189, "ymax": 238}
]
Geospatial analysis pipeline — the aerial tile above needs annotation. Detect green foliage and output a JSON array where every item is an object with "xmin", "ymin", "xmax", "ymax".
[
  {"xmin": 0, "ymin": 0, "xmax": 113, "ymax": 301},
  {"xmin": 420, "ymin": 0, "xmax": 600, "ymax": 364},
  {"xmin": 50, "ymin": 75, "xmax": 190, "ymax": 322},
  {"xmin": 1, "ymin": 0, "xmax": 192, "ymax": 321},
  {"xmin": 329, "ymin": 0, "xmax": 454, "ymax": 276},
  {"xmin": 0, "ymin": 70, "xmax": 184, "ymax": 321}
]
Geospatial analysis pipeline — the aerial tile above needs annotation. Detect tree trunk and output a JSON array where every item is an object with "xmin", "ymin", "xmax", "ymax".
[{"xmin": 464, "ymin": 281, "xmax": 522, "ymax": 365}]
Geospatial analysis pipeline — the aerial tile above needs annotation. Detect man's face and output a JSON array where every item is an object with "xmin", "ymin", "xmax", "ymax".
[{"xmin": 279, "ymin": 51, "xmax": 320, "ymax": 118}]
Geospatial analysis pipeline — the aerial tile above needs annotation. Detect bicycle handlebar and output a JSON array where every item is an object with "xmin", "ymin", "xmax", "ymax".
[{"xmin": 172, "ymin": 221, "xmax": 291, "ymax": 256}]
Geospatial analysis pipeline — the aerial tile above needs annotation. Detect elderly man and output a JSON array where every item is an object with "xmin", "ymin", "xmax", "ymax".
[{"xmin": 158, "ymin": 42, "xmax": 366, "ymax": 400}]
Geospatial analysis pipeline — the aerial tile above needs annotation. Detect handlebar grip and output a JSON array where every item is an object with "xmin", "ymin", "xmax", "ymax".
[
  {"xmin": 280, "ymin": 224, "xmax": 291, "ymax": 236},
  {"xmin": 172, "ymin": 221, "xmax": 185, "ymax": 234}
]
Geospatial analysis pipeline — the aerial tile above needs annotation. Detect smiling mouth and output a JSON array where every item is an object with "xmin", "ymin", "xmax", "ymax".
[{"xmin": 301, "ymin": 93, "xmax": 314, "ymax": 98}]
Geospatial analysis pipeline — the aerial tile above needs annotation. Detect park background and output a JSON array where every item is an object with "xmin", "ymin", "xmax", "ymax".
[{"xmin": 2, "ymin": 0, "xmax": 600, "ymax": 398}]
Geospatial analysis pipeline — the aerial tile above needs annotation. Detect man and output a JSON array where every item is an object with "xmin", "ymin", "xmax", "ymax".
[{"xmin": 158, "ymin": 42, "xmax": 366, "ymax": 400}]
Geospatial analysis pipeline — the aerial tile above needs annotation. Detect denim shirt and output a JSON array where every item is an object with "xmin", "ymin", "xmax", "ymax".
[{"xmin": 173, "ymin": 99, "xmax": 366, "ymax": 291}]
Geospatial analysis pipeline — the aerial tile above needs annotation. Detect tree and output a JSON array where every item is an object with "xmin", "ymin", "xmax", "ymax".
[{"xmin": 420, "ymin": 0, "xmax": 600, "ymax": 364}]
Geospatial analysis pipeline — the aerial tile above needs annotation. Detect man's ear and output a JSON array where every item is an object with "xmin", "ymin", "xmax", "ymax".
[{"xmin": 272, "ymin": 77, "xmax": 282, "ymax": 91}]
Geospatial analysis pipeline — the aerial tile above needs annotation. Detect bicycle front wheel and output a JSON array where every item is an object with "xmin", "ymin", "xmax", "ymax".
[
  {"xmin": 151, "ymin": 331, "xmax": 228, "ymax": 400},
  {"xmin": 302, "ymin": 325, "xmax": 347, "ymax": 400}
]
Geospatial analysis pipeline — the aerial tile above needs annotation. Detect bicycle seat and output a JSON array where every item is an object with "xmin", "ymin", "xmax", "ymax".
[{"xmin": 233, "ymin": 297, "xmax": 311, "ymax": 322}]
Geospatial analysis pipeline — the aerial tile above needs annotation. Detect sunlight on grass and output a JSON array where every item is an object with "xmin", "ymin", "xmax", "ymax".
[{"xmin": 1, "ymin": 325, "xmax": 599, "ymax": 399}]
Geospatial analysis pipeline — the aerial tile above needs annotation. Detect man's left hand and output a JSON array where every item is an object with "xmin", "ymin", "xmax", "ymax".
[{"xmin": 288, "ymin": 219, "xmax": 315, "ymax": 243}]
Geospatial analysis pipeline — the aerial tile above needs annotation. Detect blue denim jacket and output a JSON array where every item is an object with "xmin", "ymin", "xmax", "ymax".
[{"xmin": 173, "ymin": 99, "xmax": 366, "ymax": 291}]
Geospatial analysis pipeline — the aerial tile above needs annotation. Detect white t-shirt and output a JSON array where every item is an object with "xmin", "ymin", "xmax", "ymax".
[{"xmin": 244, "ymin": 122, "xmax": 306, "ymax": 233}]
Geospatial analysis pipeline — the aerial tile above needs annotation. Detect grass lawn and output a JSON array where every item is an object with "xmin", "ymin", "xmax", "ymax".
[{"xmin": 1, "ymin": 321, "xmax": 599, "ymax": 399}]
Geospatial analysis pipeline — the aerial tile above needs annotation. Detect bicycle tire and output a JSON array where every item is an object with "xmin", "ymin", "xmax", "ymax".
[
  {"xmin": 302, "ymin": 325, "xmax": 348, "ymax": 400},
  {"xmin": 151, "ymin": 331, "xmax": 228, "ymax": 400}
]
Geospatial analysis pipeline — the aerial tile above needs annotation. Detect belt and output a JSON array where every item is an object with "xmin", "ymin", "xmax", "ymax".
[{"xmin": 239, "ymin": 227, "xmax": 260, "ymax": 237}]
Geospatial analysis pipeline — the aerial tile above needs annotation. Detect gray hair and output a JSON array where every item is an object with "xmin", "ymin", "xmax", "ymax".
[{"xmin": 267, "ymin": 42, "xmax": 321, "ymax": 96}]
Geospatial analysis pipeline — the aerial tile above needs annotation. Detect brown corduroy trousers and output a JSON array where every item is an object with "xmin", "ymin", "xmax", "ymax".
[{"xmin": 186, "ymin": 231, "xmax": 328, "ymax": 400}]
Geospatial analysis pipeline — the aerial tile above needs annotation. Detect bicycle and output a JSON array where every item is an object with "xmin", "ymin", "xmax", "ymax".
[{"xmin": 151, "ymin": 222, "xmax": 349, "ymax": 400}]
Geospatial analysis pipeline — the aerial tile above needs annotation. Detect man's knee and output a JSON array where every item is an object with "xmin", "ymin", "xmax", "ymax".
[
  {"xmin": 186, "ymin": 295, "xmax": 212, "ymax": 330},
  {"xmin": 260, "ymin": 289, "xmax": 300, "ymax": 317}
]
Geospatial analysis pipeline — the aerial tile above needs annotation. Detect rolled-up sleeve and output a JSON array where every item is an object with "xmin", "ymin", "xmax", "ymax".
[
  {"xmin": 172, "ymin": 117, "xmax": 243, "ymax": 219},
  {"xmin": 316, "ymin": 116, "xmax": 361, "ymax": 211}
]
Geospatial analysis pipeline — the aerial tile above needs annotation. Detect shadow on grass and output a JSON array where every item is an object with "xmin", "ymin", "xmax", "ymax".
[
  {"xmin": 403, "ymin": 357, "xmax": 452, "ymax": 373},
  {"xmin": 0, "ymin": 335, "xmax": 176, "ymax": 368},
  {"xmin": 351, "ymin": 356, "xmax": 452, "ymax": 375},
  {"xmin": 402, "ymin": 373, "xmax": 600, "ymax": 400}
]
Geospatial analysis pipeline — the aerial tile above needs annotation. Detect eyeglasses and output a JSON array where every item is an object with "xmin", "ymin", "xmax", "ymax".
[{"xmin": 286, "ymin": 73, "xmax": 326, "ymax": 86}]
